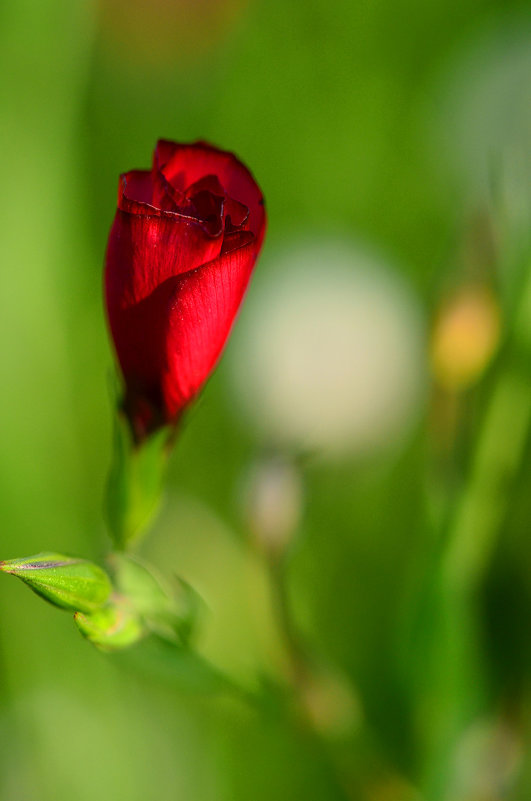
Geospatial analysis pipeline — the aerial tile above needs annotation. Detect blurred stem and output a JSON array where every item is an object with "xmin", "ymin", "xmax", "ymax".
[
  {"xmin": 0, "ymin": 627, "xmax": 8, "ymax": 708},
  {"xmin": 441, "ymin": 370, "xmax": 530, "ymax": 595},
  {"xmin": 425, "ymin": 259, "xmax": 531, "ymax": 798},
  {"xmin": 266, "ymin": 553, "xmax": 309, "ymax": 688},
  {"xmin": 265, "ymin": 550, "xmax": 360, "ymax": 801},
  {"xmin": 442, "ymin": 258, "xmax": 531, "ymax": 594}
]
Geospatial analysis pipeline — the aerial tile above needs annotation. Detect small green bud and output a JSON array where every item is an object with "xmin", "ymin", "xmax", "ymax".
[
  {"xmin": 110, "ymin": 553, "xmax": 172, "ymax": 614},
  {"xmin": 109, "ymin": 553, "xmax": 201, "ymax": 645},
  {"xmin": 74, "ymin": 597, "xmax": 144, "ymax": 651},
  {"xmin": 106, "ymin": 410, "xmax": 169, "ymax": 549},
  {"xmin": 0, "ymin": 552, "xmax": 112, "ymax": 613}
]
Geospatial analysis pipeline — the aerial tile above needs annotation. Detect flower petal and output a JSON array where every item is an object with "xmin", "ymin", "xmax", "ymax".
[
  {"xmin": 105, "ymin": 139, "xmax": 267, "ymax": 440},
  {"xmin": 105, "ymin": 208, "xmax": 224, "ymax": 310},
  {"xmin": 118, "ymin": 170, "xmax": 155, "ymax": 213},
  {"xmin": 162, "ymin": 239, "xmax": 260, "ymax": 419},
  {"xmin": 224, "ymin": 195, "xmax": 250, "ymax": 231},
  {"xmin": 220, "ymin": 229, "xmax": 255, "ymax": 254},
  {"xmin": 108, "ymin": 238, "xmax": 260, "ymax": 436},
  {"xmin": 184, "ymin": 174, "xmax": 225, "ymax": 199},
  {"xmin": 154, "ymin": 140, "xmax": 265, "ymax": 238}
]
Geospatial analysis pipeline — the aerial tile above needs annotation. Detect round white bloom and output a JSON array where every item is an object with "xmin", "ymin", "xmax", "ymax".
[{"xmin": 230, "ymin": 239, "xmax": 426, "ymax": 458}]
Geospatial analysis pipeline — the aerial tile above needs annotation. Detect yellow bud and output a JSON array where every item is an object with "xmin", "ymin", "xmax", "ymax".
[
  {"xmin": 298, "ymin": 667, "xmax": 362, "ymax": 739},
  {"xmin": 431, "ymin": 287, "xmax": 501, "ymax": 390}
]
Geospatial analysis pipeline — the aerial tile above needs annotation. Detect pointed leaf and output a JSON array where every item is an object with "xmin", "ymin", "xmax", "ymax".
[{"xmin": 0, "ymin": 552, "xmax": 112, "ymax": 613}]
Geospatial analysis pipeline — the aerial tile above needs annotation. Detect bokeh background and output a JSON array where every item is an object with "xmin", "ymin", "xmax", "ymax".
[{"xmin": 0, "ymin": 0, "xmax": 530, "ymax": 799}]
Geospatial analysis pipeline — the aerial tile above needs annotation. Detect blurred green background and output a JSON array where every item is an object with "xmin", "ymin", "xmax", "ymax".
[{"xmin": 0, "ymin": 0, "xmax": 530, "ymax": 799}]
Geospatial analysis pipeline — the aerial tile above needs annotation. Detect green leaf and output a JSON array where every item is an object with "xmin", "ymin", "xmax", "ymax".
[
  {"xmin": 0, "ymin": 552, "xmax": 112, "ymax": 613},
  {"xmin": 105, "ymin": 410, "xmax": 169, "ymax": 549},
  {"xmin": 74, "ymin": 597, "xmax": 144, "ymax": 652}
]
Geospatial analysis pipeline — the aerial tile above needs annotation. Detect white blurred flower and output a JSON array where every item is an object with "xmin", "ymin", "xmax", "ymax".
[{"xmin": 230, "ymin": 239, "xmax": 426, "ymax": 459}]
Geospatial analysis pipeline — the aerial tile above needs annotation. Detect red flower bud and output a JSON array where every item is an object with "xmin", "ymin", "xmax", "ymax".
[{"xmin": 104, "ymin": 140, "xmax": 266, "ymax": 442}]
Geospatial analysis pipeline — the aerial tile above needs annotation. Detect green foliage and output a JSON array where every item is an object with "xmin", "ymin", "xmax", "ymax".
[
  {"xmin": 0, "ymin": 552, "xmax": 112, "ymax": 613},
  {"xmin": 109, "ymin": 553, "xmax": 202, "ymax": 645}
]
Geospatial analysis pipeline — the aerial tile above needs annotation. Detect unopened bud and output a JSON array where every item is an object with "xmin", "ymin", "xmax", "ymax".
[
  {"xmin": 431, "ymin": 286, "xmax": 500, "ymax": 390},
  {"xmin": 74, "ymin": 596, "xmax": 144, "ymax": 651},
  {"xmin": 109, "ymin": 553, "xmax": 201, "ymax": 644},
  {"xmin": 299, "ymin": 667, "xmax": 362, "ymax": 739},
  {"xmin": 243, "ymin": 457, "xmax": 303, "ymax": 555},
  {"xmin": 0, "ymin": 552, "xmax": 112, "ymax": 613}
]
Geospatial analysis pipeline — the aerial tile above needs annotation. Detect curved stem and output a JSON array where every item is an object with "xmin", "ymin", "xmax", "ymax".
[
  {"xmin": 266, "ymin": 553, "xmax": 309, "ymax": 688},
  {"xmin": 264, "ymin": 549, "xmax": 362, "ymax": 801}
]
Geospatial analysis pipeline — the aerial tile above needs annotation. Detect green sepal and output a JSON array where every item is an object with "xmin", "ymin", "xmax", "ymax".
[
  {"xmin": 105, "ymin": 410, "xmax": 170, "ymax": 549},
  {"xmin": 109, "ymin": 553, "xmax": 202, "ymax": 645},
  {"xmin": 0, "ymin": 552, "xmax": 112, "ymax": 613},
  {"xmin": 74, "ymin": 596, "xmax": 144, "ymax": 652},
  {"xmin": 171, "ymin": 577, "xmax": 203, "ymax": 647}
]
